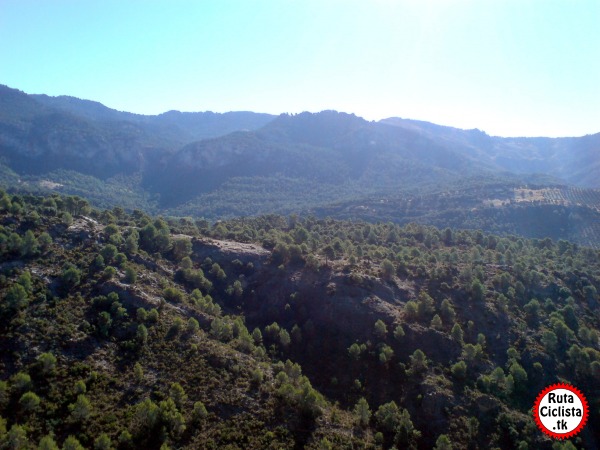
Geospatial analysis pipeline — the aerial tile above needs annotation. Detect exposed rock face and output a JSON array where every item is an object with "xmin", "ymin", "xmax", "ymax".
[
  {"xmin": 100, "ymin": 280, "xmax": 212, "ymax": 327},
  {"xmin": 67, "ymin": 216, "xmax": 103, "ymax": 242},
  {"xmin": 192, "ymin": 238, "xmax": 271, "ymax": 276},
  {"xmin": 475, "ymin": 393, "xmax": 502, "ymax": 415},
  {"xmin": 193, "ymin": 238, "xmax": 270, "ymax": 261}
]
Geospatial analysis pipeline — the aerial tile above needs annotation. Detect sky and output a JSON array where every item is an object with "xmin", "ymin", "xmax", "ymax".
[{"xmin": 1, "ymin": 0, "xmax": 599, "ymax": 137}]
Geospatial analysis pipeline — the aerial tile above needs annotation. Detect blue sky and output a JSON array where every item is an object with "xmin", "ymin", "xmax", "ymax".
[{"xmin": 1, "ymin": 0, "xmax": 599, "ymax": 137}]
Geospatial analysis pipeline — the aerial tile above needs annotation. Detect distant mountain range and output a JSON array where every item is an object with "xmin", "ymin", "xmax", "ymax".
[
  {"xmin": 381, "ymin": 117, "xmax": 600, "ymax": 188},
  {"xmin": 0, "ymin": 84, "xmax": 274, "ymax": 178},
  {"xmin": 1, "ymin": 84, "xmax": 599, "ymax": 246}
]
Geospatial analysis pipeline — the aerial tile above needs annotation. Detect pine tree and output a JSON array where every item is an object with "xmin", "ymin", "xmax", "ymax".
[
  {"xmin": 69, "ymin": 394, "xmax": 92, "ymax": 421},
  {"xmin": 451, "ymin": 323, "xmax": 464, "ymax": 343},
  {"xmin": 354, "ymin": 397, "xmax": 371, "ymax": 427},
  {"xmin": 434, "ymin": 434, "xmax": 453, "ymax": 450},
  {"xmin": 374, "ymin": 319, "xmax": 388, "ymax": 339}
]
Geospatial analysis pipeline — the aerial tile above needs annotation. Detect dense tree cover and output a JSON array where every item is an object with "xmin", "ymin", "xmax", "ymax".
[
  {"xmin": 0, "ymin": 191, "xmax": 360, "ymax": 449},
  {"xmin": 203, "ymin": 211, "xmax": 600, "ymax": 448},
  {"xmin": 0, "ymin": 190, "xmax": 599, "ymax": 448}
]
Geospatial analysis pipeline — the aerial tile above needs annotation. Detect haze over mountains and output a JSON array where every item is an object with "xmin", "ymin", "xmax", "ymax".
[
  {"xmin": 382, "ymin": 118, "xmax": 600, "ymax": 188},
  {"xmin": 1, "ymin": 84, "xmax": 599, "ymax": 247}
]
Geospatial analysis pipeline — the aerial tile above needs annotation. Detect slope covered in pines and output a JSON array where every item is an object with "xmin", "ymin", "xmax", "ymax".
[{"xmin": 1, "ymin": 191, "xmax": 599, "ymax": 449}]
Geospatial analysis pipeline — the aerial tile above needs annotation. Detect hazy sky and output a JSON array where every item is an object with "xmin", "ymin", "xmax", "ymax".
[{"xmin": 1, "ymin": 0, "xmax": 599, "ymax": 137}]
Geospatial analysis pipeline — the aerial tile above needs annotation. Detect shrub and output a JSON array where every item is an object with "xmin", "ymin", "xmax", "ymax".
[
  {"xmin": 11, "ymin": 372, "xmax": 31, "ymax": 393},
  {"xmin": 62, "ymin": 435, "xmax": 85, "ymax": 450},
  {"xmin": 94, "ymin": 434, "xmax": 112, "ymax": 450},
  {"xmin": 38, "ymin": 435, "xmax": 59, "ymax": 450},
  {"xmin": 164, "ymin": 287, "xmax": 184, "ymax": 303},
  {"xmin": 69, "ymin": 394, "xmax": 92, "ymax": 421},
  {"xmin": 451, "ymin": 361, "xmax": 467, "ymax": 380},
  {"xmin": 19, "ymin": 391, "xmax": 40, "ymax": 412},
  {"xmin": 393, "ymin": 325, "xmax": 405, "ymax": 340},
  {"xmin": 374, "ymin": 319, "xmax": 388, "ymax": 339},
  {"xmin": 187, "ymin": 317, "xmax": 200, "ymax": 334},
  {"xmin": 124, "ymin": 265, "xmax": 137, "ymax": 284},
  {"xmin": 136, "ymin": 324, "xmax": 148, "ymax": 345},
  {"xmin": 37, "ymin": 352, "xmax": 57, "ymax": 375},
  {"xmin": 193, "ymin": 401, "xmax": 208, "ymax": 420}
]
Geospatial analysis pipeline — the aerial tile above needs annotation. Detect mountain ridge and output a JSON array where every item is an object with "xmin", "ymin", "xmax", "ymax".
[{"xmin": 381, "ymin": 117, "xmax": 600, "ymax": 188}]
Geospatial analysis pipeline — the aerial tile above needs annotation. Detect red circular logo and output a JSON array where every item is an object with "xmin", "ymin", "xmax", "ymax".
[{"xmin": 533, "ymin": 383, "xmax": 589, "ymax": 439}]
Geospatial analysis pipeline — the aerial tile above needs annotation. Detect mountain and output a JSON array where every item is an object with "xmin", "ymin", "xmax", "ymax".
[
  {"xmin": 1, "ymin": 84, "xmax": 600, "ymax": 248},
  {"xmin": 151, "ymin": 112, "xmax": 600, "ymax": 248},
  {"xmin": 1, "ymin": 85, "xmax": 600, "ymax": 448},
  {"xmin": 32, "ymin": 93, "xmax": 275, "ymax": 144},
  {"xmin": 381, "ymin": 117, "xmax": 600, "ymax": 188},
  {"xmin": 0, "ymin": 85, "xmax": 275, "ymax": 179},
  {"xmin": 152, "ymin": 111, "xmax": 495, "ymax": 210}
]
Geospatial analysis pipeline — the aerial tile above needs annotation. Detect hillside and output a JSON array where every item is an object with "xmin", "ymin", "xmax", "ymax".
[
  {"xmin": 314, "ymin": 179, "xmax": 600, "ymax": 249},
  {"xmin": 0, "ymin": 192, "xmax": 354, "ymax": 449},
  {"xmin": 1, "ymin": 191, "xmax": 599, "ymax": 448},
  {"xmin": 150, "ymin": 111, "xmax": 483, "ymax": 208}
]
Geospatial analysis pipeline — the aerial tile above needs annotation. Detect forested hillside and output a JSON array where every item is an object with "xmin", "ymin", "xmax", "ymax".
[
  {"xmin": 315, "ymin": 179, "xmax": 600, "ymax": 249},
  {"xmin": 1, "ymin": 191, "xmax": 599, "ymax": 449}
]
